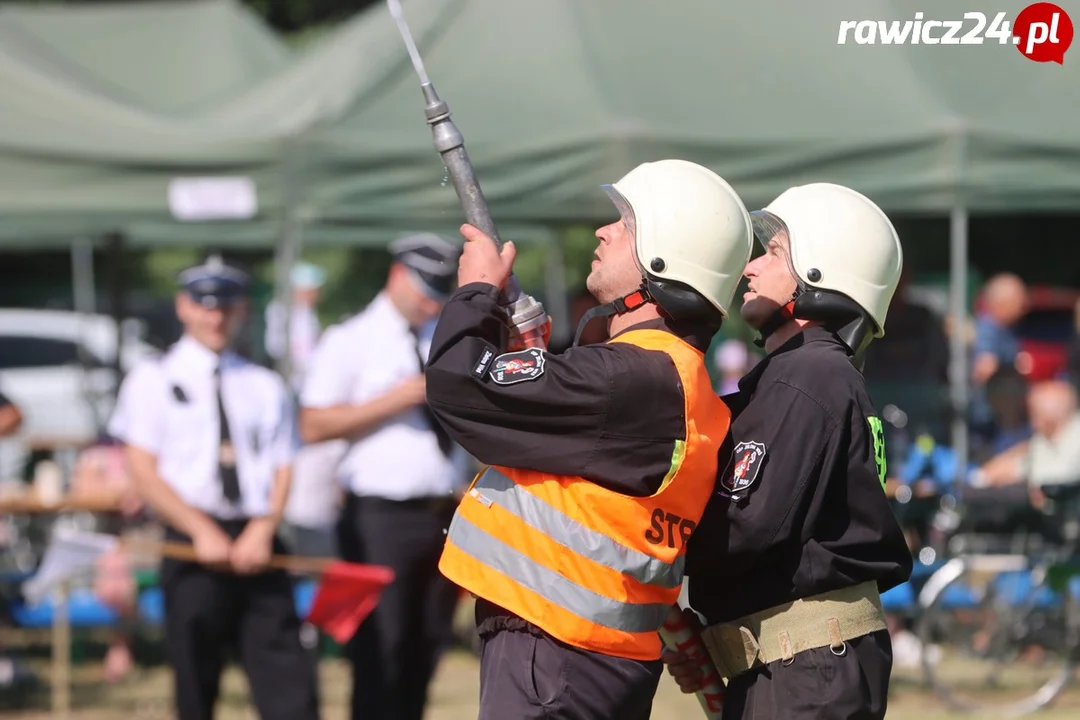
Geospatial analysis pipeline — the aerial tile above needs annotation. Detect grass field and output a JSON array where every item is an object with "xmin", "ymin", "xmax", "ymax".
[{"xmin": 3, "ymin": 643, "xmax": 1080, "ymax": 720}]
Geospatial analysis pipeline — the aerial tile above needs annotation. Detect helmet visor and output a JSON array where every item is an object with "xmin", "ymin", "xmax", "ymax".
[
  {"xmin": 749, "ymin": 210, "xmax": 788, "ymax": 252},
  {"xmin": 749, "ymin": 209, "xmax": 803, "ymax": 285},
  {"xmin": 601, "ymin": 184, "xmax": 637, "ymax": 239},
  {"xmin": 601, "ymin": 184, "xmax": 645, "ymax": 274}
]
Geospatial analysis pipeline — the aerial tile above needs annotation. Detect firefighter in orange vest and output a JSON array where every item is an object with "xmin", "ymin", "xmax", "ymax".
[{"xmin": 424, "ymin": 159, "xmax": 755, "ymax": 720}]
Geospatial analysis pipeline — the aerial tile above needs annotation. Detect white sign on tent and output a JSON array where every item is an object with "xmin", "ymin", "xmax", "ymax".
[{"xmin": 168, "ymin": 177, "xmax": 258, "ymax": 221}]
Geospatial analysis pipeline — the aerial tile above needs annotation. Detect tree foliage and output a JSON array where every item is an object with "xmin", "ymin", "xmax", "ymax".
[{"xmin": 8, "ymin": 0, "xmax": 381, "ymax": 33}]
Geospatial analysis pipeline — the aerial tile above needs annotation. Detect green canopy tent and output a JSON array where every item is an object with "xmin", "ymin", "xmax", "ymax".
[
  {"xmin": 303, "ymin": 0, "xmax": 961, "ymax": 225},
  {"xmin": 0, "ymin": 0, "xmax": 294, "ymax": 247},
  {"xmin": 3, "ymin": 0, "xmax": 1080, "ymax": 470},
  {"xmin": 299, "ymin": 0, "xmax": 1080, "ymax": 476}
]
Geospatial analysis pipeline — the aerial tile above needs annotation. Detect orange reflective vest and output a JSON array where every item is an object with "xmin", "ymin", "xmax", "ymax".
[{"xmin": 438, "ymin": 328, "xmax": 730, "ymax": 661}]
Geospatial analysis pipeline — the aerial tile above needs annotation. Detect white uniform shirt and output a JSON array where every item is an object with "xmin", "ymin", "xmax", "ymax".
[
  {"xmin": 107, "ymin": 335, "xmax": 296, "ymax": 519},
  {"xmin": 300, "ymin": 291, "xmax": 467, "ymax": 500}
]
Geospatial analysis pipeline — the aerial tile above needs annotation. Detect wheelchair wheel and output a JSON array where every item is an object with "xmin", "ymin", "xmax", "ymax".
[{"xmin": 916, "ymin": 555, "xmax": 1080, "ymax": 717}]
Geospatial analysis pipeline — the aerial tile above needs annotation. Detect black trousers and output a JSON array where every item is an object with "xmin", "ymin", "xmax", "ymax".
[
  {"xmin": 721, "ymin": 629, "xmax": 894, "ymax": 720},
  {"xmin": 477, "ymin": 629, "xmax": 662, "ymax": 720},
  {"xmin": 336, "ymin": 493, "xmax": 460, "ymax": 720},
  {"xmin": 160, "ymin": 521, "xmax": 319, "ymax": 720}
]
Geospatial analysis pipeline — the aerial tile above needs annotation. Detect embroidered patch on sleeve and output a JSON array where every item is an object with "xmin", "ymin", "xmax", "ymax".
[
  {"xmin": 473, "ymin": 348, "xmax": 495, "ymax": 378},
  {"xmin": 720, "ymin": 440, "xmax": 766, "ymax": 496},
  {"xmin": 489, "ymin": 348, "xmax": 546, "ymax": 385},
  {"xmin": 867, "ymin": 416, "xmax": 887, "ymax": 491}
]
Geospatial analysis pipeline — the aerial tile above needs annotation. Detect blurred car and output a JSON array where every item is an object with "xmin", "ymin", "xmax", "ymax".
[
  {"xmin": 1011, "ymin": 286, "xmax": 1079, "ymax": 382},
  {"xmin": 901, "ymin": 280, "xmax": 1078, "ymax": 384},
  {"xmin": 0, "ymin": 310, "xmax": 159, "ymax": 477}
]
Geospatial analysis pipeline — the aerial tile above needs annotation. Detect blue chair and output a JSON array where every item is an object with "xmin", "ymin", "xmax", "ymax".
[
  {"xmin": 137, "ymin": 586, "xmax": 165, "ymax": 626},
  {"xmin": 10, "ymin": 587, "xmax": 120, "ymax": 629},
  {"xmin": 880, "ymin": 581, "xmax": 916, "ymax": 612},
  {"xmin": 939, "ymin": 580, "xmax": 980, "ymax": 609}
]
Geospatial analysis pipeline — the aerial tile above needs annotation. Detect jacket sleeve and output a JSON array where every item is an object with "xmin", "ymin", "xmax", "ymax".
[
  {"xmin": 425, "ymin": 283, "xmax": 614, "ymax": 477},
  {"xmin": 424, "ymin": 283, "xmax": 687, "ymax": 494}
]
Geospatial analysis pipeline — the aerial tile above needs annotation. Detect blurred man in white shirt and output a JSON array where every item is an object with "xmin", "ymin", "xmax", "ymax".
[{"xmin": 300, "ymin": 234, "xmax": 468, "ymax": 720}]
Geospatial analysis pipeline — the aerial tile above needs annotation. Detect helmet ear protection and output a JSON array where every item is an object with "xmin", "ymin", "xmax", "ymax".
[
  {"xmin": 647, "ymin": 278, "xmax": 726, "ymax": 329},
  {"xmin": 792, "ymin": 291, "xmax": 876, "ymax": 360}
]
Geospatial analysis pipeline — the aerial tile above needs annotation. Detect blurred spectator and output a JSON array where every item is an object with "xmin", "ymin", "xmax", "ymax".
[
  {"xmin": 976, "ymin": 380, "xmax": 1080, "ymax": 492},
  {"xmin": 863, "ymin": 271, "xmax": 948, "ymax": 386},
  {"xmin": 969, "ymin": 273, "xmax": 1028, "ymax": 441},
  {"xmin": 278, "ymin": 435, "xmax": 345, "ymax": 559},
  {"xmin": 972, "ymin": 273, "xmax": 1029, "ymax": 384},
  {"xmin": 299, "ymin": 233, "xmax": 466, "ymax": 720},
  {"xmin": 265, "ymin": 262, "xmax": 326, "ymax": 391},
  {"xmin": 977, "ymin": 365, "xmax": 1033, "ymax": 461},
  {"xmin": 264, "ymin": 261, "xmax": 343, "ymax": 557},
  {"xmin": 68, "ymin": 439, "xmax": 157, "ymax": 683},
  {"xmin": 712, "ymin": 338, "xmax": 753, "ymax": 395}
]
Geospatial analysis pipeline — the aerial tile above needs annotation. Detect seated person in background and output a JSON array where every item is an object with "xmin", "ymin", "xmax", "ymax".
[
  {"xmin": 975, "ymin": 365, "xmax": 1033, "ymax": 463},
  {"xmin": 970, "ymin": 380, "xmax": 1080, "ymax": 516},
  {"xmin": 892, "ymin": 366, "xmax": 1031, "ymax": 500},
  {"xmin": 70, "ymin": 439, "xmax": 163, "ymax": 683},
  {"xmin": 969, "ymin": 273, "xmax": 1028, "ymax": 443},
  {"xmin": 0, "ymin": 389, "xmax": 33, "ymax": 691}
]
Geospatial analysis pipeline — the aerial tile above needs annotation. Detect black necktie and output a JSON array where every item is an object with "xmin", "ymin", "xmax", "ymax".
[
  {"xmin": 409, "ymin": 327, "xmax": 454, "ymax": 457},
  {"xmin": 215, "ymin": 363, "xmax": 242, "ymax": 504}
]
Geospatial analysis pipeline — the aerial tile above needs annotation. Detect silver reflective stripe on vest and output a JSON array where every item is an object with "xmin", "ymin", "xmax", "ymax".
[
  {"xmin": 474, "ymin": 467, "xmax": 684, "ymax": 589},
  {"xmin": 449, "ymin": 512, "xmax": 673, "ymax": 633}
]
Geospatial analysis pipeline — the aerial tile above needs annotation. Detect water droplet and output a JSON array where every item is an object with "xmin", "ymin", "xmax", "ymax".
[{"xmin": 440, "ymin": 167, "xmax": 450, "ymax": 187}]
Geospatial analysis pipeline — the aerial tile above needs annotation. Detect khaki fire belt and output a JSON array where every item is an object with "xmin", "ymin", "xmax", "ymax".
[{"xmin": 700, "ymin": 580, "xmax": 887, "ymax": 682}]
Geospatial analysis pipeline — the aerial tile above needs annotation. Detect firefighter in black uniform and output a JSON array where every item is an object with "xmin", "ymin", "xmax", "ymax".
[
  {"xmin": 664, "ymin": 183, "xmax": 914, "ymax": 720},
  {"xmin": 426, "ymin": 159, "xmax": 755, "ymax": 720}
]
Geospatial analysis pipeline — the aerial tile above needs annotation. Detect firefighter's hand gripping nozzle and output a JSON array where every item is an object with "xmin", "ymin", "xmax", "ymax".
[{"xmin": 420, "ymin": 82, "xmax": 549, "ymax": 350}]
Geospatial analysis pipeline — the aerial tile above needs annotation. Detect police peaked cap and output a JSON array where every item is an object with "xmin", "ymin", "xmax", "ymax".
[
  {"xmin": 178, "ymin": 254, "xmax": 250, "ymax": 308},
  {"xmin": 389, "ymin": 233, "xmax": 460, "ymax": 299}
]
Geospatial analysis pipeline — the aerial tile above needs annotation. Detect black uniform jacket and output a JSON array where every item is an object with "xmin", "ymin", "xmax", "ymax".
[
  {"xmin": 426, "ymin": 282, "xmax": 716, "ymax": 638},
  {"xmin": 687, "ymin": 326, "xmax": 913, "ymax": 624},
  {"xmin": 425, "ymin": 282, "xmax": 712, "ymax": 497}
]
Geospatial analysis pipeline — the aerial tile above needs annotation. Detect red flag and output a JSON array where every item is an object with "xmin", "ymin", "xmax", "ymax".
[{"xmin": 305, "ymin": 561, "xmax": 395, "ymax": 644}]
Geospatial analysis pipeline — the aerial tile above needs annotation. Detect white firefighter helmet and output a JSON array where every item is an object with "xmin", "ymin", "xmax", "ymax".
[
  {"xmin": 603, "ymin": 159, "xmax": 753, "ymax": 321},
  {"xmin": 750, "ymin": 183, "xmax": 902, "ymax": 337}
]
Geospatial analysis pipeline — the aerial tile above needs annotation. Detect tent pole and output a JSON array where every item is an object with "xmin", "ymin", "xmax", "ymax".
[
  {"xmin": 272, "ymin": 133, "xmax": 307, "ymax": 383},
  {"xmin": 106, "ymin": 232, "xmax": 125, "ymax": 379},
  {"xmin": 71, "ymin": 238, "xmax": 96, "ymax": 316},
  {"xmin": 948, "ymin": 207, "xmax": 969, "ymax": 489}
]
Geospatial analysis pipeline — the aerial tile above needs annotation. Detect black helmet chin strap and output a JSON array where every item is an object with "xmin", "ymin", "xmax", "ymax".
[
  {"xmin": 752, "ymin": 294, "xmax": 798, "ymax": 349},
  {"xmin": 572, "ymin": 283, "xmax": 652, "ymax": 348}
]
